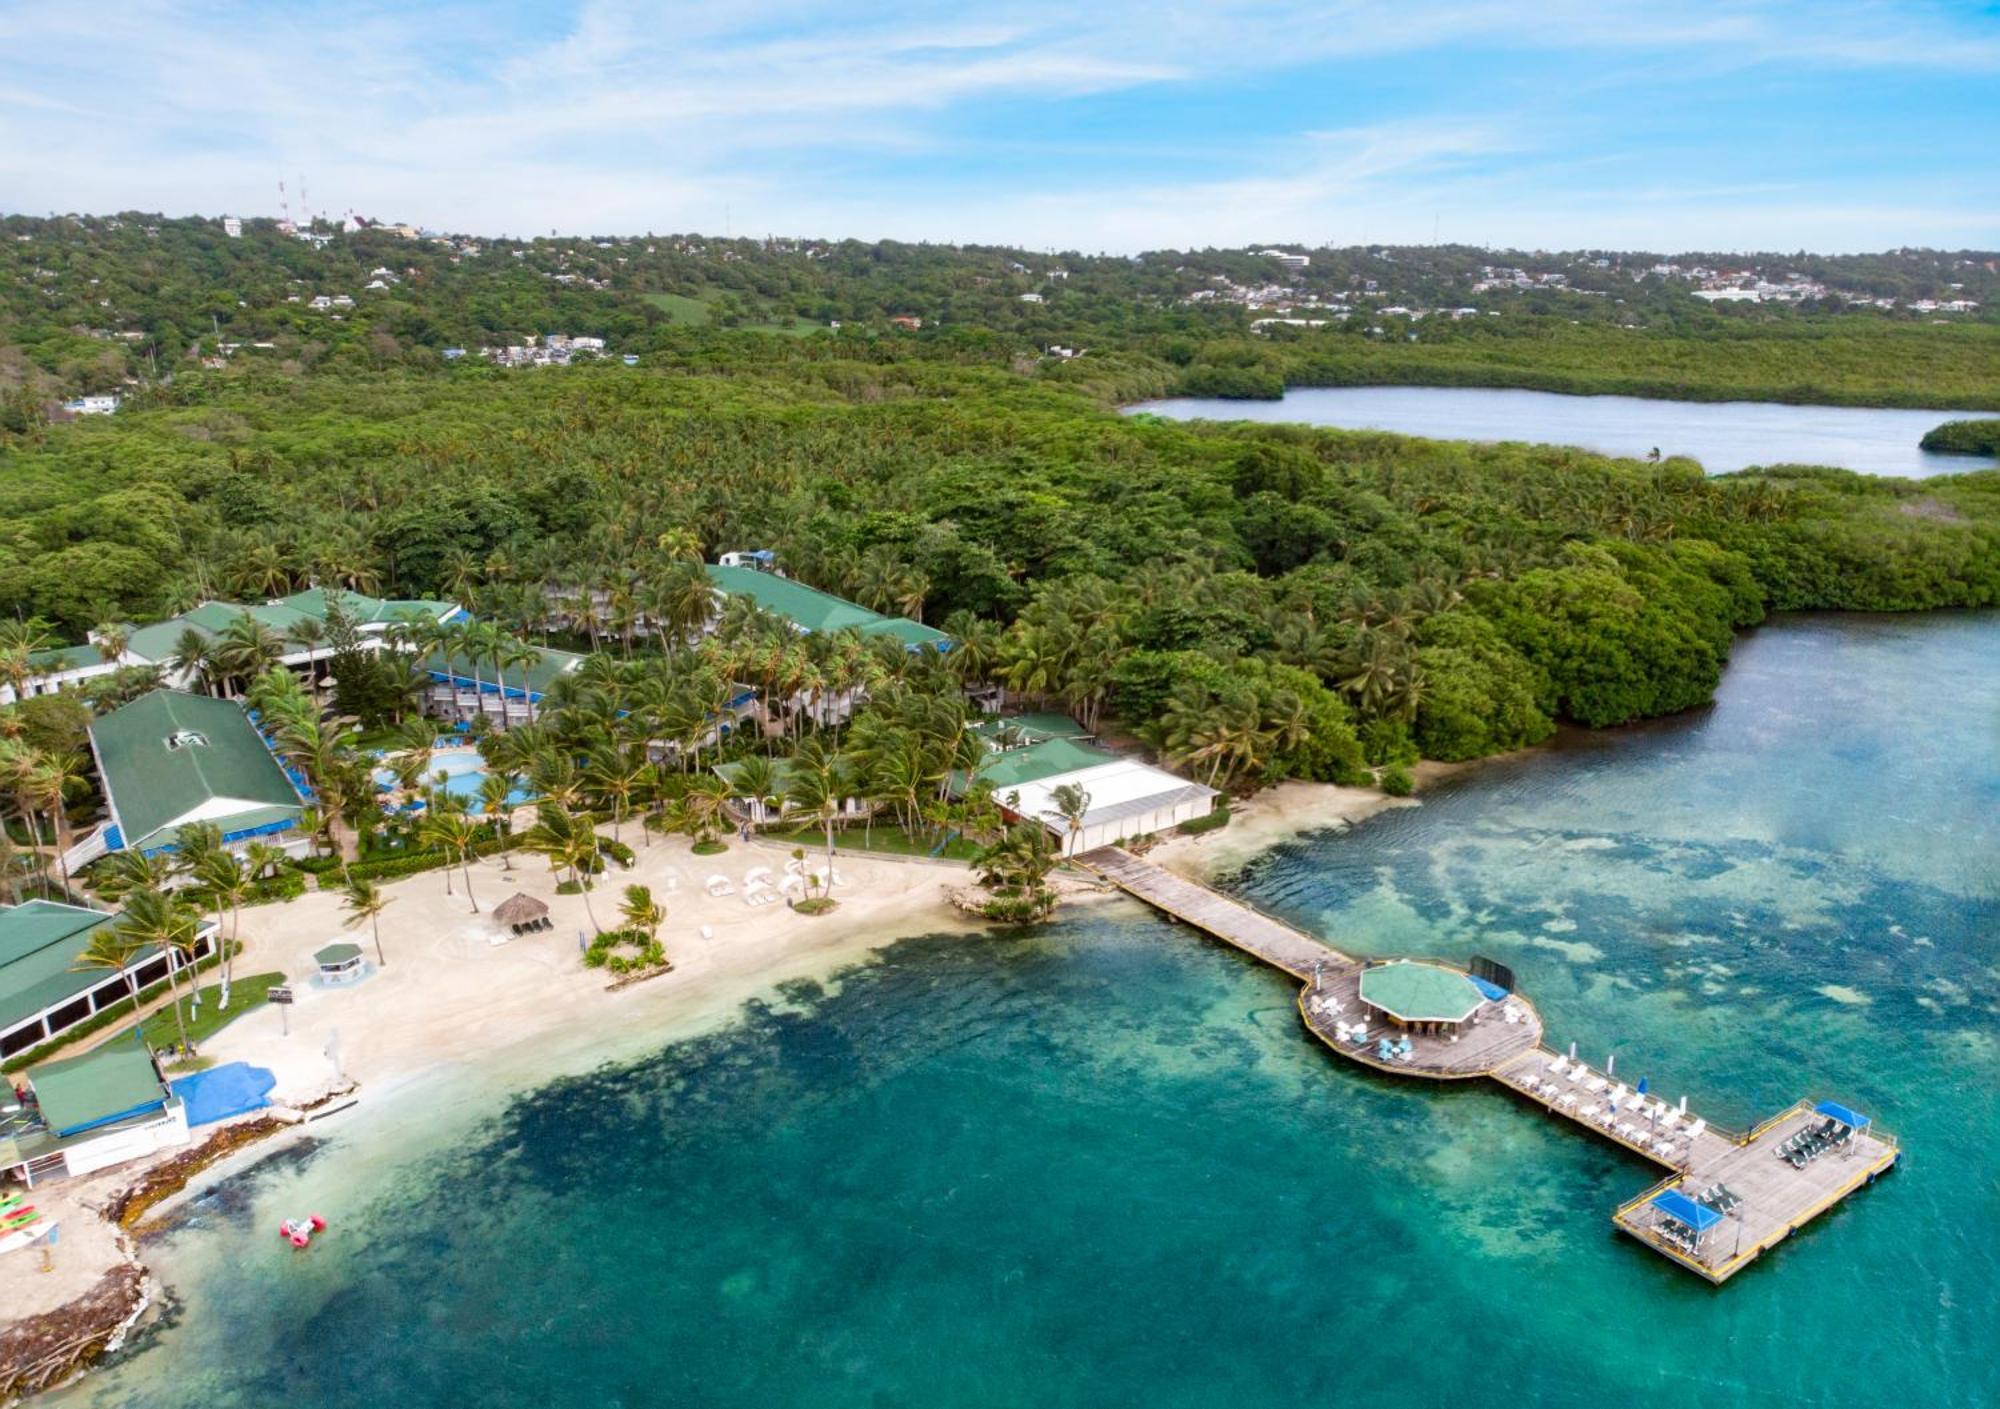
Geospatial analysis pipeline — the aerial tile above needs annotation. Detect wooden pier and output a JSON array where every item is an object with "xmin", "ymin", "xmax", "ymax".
[{"xmin": 1075, "ymin": 846, "xmax": 1899, "ymax": 1285}]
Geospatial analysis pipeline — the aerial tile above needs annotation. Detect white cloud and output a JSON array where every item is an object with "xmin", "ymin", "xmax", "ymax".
[{"xmin": 0, "ymin": 1, "xmax": 1994, "ymax": 247}]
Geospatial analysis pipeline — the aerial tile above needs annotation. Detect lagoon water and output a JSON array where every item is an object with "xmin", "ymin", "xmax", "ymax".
[
  {"xmin": 69, "ymin": 613, "xmax": 1999, "ymax": 1409},
  {"xmin": 1130, "ymin": 385, "xmax": 2000, "ymax": 477}
]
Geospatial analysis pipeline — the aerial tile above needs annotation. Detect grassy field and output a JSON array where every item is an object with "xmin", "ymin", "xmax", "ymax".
[
  {"xmin": 642, "ymin": 291, "xmax": 717, "ymax": 325},
  {"xmin": 644, "ymin": 289, "xmax": 824, "ymax": 336},
  {"xmin": 143, "ymin": 971, "xmax": 287, "ymax": 1050}
]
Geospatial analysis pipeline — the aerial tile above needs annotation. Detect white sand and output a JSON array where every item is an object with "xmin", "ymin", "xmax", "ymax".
[
  {"xmin": 1145, "ymin": 779, "xmax": 1413, "ymax": 881},
  {"xmin": 1, "ymin": 834, "xmax": 981, "ymax": 1327}
]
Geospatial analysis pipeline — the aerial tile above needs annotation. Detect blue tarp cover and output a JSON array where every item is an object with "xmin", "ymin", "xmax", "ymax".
[
  {"xmin": 171, "ymin": 1062, "xmax": 276, "ymax": 1127},
  {"xmin": 1814, "ymin": 1099, "xmax": 1869, "ymax": 1129},
  {"xmin": 1469, "ymin": 976, "xmax": 1508, "ymax": 1001},
  {"xmin": 1651, "ymin": 1189, "xmax": 1723, "ymax": 1232}
]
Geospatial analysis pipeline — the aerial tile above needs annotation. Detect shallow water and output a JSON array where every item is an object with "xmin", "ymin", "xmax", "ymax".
[
  {"xmin": 67, "ymin": 613, "xmax": 1999, "ymax": 1409},
  {"xmin": 1129, "ymin": 385, "xmax": 2000, "ymax": 477}
]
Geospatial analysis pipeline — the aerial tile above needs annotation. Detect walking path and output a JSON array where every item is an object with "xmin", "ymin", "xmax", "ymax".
[{"xmin": 1075, "ymin": 846, "xmax": 1900, "ymax": 1284}]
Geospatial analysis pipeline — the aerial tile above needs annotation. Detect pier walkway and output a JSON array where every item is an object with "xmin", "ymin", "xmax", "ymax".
[{"xmin": 1075, "ymin": 846, "xmax": 1899, "ymax": 1285}]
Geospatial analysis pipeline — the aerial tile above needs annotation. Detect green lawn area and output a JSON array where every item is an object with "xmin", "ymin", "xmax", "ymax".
[
  {"xmin": 142, "ymin": 972, "xmax": 287, "ymax": 1049},
  {"xmin": 763, "ymin": 823, "xmax": 979, "ymax": 862},
  {"xmin": 644, "ymin": 290, "xmax": 825, "ymax": 336},
  {"xmin": 642, "ymin": 291, "xmax": 716, "ymax": 325}
]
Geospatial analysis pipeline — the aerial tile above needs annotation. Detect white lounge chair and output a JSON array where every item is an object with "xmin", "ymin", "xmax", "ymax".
[
  {"xmin": 705, "ymin": 875, "xmax": 735, "ymax": 897},
  {"xmin": 1546, "ymin": 1056, "xmax": 1569, "ymax": 1077},
  {"xmin": 1687, "ymin": 1119, "xmax": 1707, "ymax": 1140},
  {"xmin": 1568, "ymin": 1066, "xmax": 1588, "ymax": 1083},
  {"xmin": 1558, "ymin": 1092, "xmax": 1578, "ymax": 1109},
  {"xmin": 1585, "ymin": 1076, "xmax": 1607, "ymax": 1093}
]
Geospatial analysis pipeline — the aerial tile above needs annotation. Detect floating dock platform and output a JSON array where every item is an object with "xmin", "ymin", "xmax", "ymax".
[{"xmin": 1076, "ymin": 847, "xmax": 1899, "ymax": 1285}]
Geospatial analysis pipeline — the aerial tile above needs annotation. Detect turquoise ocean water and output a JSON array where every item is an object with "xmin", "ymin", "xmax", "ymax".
[{"xmin": 69, "ymin": 612, "xmax": 1998, "ymax": 1409}]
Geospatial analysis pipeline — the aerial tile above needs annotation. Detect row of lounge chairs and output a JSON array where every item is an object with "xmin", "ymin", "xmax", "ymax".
[
  {"xmin": 1779, "ymin": 1117, "xmax": 1852, "ymax": 1168},
  {"xmin": 1695, "ymin": 1183, "xmax": 1741, "ymax": 1217},
  {"xmin": 508, "ymin": 917, "xmax": 553, "ymax": 936},
  {"xmin": 1525, "ymin": 1056, "xmax": 1709, "ymax": 1163}
]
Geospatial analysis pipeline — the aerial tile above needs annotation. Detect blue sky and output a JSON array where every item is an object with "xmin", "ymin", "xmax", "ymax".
[{"xmin": 1, "ymin": 1, "xmax": 1996, "ymax": 251}]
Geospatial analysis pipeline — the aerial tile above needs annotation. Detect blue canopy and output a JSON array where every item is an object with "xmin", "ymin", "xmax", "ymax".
[
  {"xmin": 1469, "ymin": 976, "xmax": 1508, "ymax": 1002},
  {"xmin": 1814, "ymin": 1099, "xmax": 1870, "ymax": 1130},
  {"xmin": 1651, "ymin": 1189, "xmax": 1723, "ymax": 1233}
]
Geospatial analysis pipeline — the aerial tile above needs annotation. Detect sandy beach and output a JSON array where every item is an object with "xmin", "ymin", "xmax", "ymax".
[
  {"xmin": 0, "ymin": 832, "xmax": 996, "ymax": 1338},
  {"xmin": 0, "ymin": 776, "xmax": 1408, "ymax": 1358},
  {"xmin": 1146, "ymin": 776, "xmax": 1423, "ymax": 880}
]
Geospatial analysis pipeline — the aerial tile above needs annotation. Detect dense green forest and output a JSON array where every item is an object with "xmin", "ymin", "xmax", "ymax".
[
  {"xmin": 3, "ymin": 350, "xmax": 1994, "ymax": 787},
  {"xmin": 4, "ymin": 214, "xmax": 1996, "ymax": 410},
  {"xmin": 0, "ymin": 212, "xmax": 1996, "ymax": 895},
  {"xmin": 1920, "ymin": 418, "xmax": 2000, "ymax": 455}
]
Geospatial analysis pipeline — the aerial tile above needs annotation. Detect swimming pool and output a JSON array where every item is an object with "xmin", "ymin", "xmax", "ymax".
[{"xmin": 374, "ymin": 751, "xmax": 534, "ymax": 812}]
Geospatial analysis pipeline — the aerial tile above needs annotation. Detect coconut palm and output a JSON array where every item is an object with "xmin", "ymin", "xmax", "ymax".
[
  {"xmin": 340, "ymin": 875, "xmax": 392, "ymax": 966},
  {"xmin": 1043, "ymin": 782, "xmax": 1092, "ymax": 857},
  {"xmin": 189, "ymin": 848, "xmax": 252, "ymax": 1004},
  {"xmin": 114, "ymin": 885, "xmax": 203, "ymax": 1055},
  {"xmin": 70, "ymin": 927, "xmax": 148, "ymax": 1027},
  {"xmin": 781, "ymin": 738, "xmax": 853, "ymax": 893},
  {"xmin": 618, "ymin": 883, "xmax": 665, "ymax": 944}
]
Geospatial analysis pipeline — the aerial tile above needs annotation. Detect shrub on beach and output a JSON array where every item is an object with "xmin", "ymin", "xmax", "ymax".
[{"xmin": 1379, "ymin": 764, "xmax": 1415, "ymax": 797}]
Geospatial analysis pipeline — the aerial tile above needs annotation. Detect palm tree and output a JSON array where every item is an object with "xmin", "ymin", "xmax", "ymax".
[
  {"xmin": 92, "ymin": 622, "xmax": 130, "ymax": 664},
  {"xmin": 523, "ymin": 803, "xmax": 602, "ymax": 932},
  {"xmin": 341, "ymin": 875, "xmax": 392, "ymax": 966},
  {"xmin": 114, "ymin": 886, "xmax": 203, "ymax": 1055},
  {"xmin": 418, "ymin": 807, "xmax": 481, "ymax": 908},
  {"xmin": 586, "ymin": 743, "xmax": 650, "ymax": 843},
  {"xmin": 782, "ymin": 738, "xmax": 852, "ymax": 894},
  {"xmin": 618, "ymin": 883, "xmax": 665, "ymax": 945},
  {"xmin": 70, "ymin": 927, "xmax": 147, "ymax": 1031},
  {"xmin": 477, "ymin": 772, "xmax": 522, "ymax": 866},
  {"xmin": 190, "ymin": 848, "xmax": 252, "ymax": 1004},
  {"xmin": 1043, "ymin": 782, "xmax": 1092, "ymax": 857},
  {"xmin": 169, "ymin": 627, "xmax": 217, "ymax": 694}
]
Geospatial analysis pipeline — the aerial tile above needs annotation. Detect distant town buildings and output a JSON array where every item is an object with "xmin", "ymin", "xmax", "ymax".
[{"xmin": 221, "ymin": 216, "xmax": 242, "ymax": 238}]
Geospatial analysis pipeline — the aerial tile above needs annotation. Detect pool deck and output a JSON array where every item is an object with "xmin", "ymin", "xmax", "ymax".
[{"xmin": 1075, "ymin": 846, "xmax": 1900, "ymax": 1285}]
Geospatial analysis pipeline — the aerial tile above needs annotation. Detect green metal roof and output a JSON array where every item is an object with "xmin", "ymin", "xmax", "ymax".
[
  {"xmin": 0, "ymin": 901, "xmax": 153, "ymax": 1033},
  {"xmin": 30, "ymin": 1039, "xmax": 166, "ymax": 1136},
  {"xmin": 1358, "ymin": 962, "xmax": 1485, "ymax": 1022},
  {"xmin": 90, "ymin": 690, "xmax": 305, "ymax": 852},
  {"xmin": 24, "ymin": 643, "xmax": 105, "ymax": 673},
  {"xmin": 123, "ymin": 590, "xmax": 458, "ymax": 663},
  {"xmin": 276, "ymin": 588, "xmax": 458, "ymax": 627},
  {"xmin": 967, "ymin": 736, "xmax": 1120, "ymax": 791},
  {"xmin": 315, "ymin": 943, "xmax": 363, "ymax": 967},
  {"xmin": 707, "ymin": 565, "xmax": 949, "ymax": 647},
  {"xmin": 971, "ymin": 713, "xmax": 1093, "ymax": 744},
  {"xmin": 422, "ymin": 638, "xmax": 583, "ymax": 697}
]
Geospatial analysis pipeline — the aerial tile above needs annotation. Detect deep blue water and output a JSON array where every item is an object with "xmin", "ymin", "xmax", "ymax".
[
  {"xmin": 70, "ymin": 613, "xmax": 2000, "ymax": 1409},
  {"xmin": 1129, "ymin": 385, "xmax": 2000, "ymax": 477}
]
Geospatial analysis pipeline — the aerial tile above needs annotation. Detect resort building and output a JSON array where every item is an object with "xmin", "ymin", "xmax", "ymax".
[
  {"xmin": 0, "ymin": 1038, "xmax": 190, "ymax": 1187},
  {"xmin": 0, "ymin": 643, "xmax": 123, "ymax": 706},
  {"xmin": 708, "ymin": 555, "xmax": 950, "ymax": 652},
  {"xmin": 119, "ymin": 588, "xmax": 463, "ymax": 691},
  {"xmin": 420, "ymin": 637, "xmax": 586, "ymax": 729},
  {"xmin": 0, "ymin": 899, "xmax": 220, "ymax": 1060},
  {"xmin": 80, "ymin": 689, "xmax": 311, "ymax": 864},
  {"xmin": 956, "ymin": 720, "xmax": 1219, "ymax": 855},
  {"xmin": 1, "ymin": 588, "xmax": 462, "ymax": 705}
]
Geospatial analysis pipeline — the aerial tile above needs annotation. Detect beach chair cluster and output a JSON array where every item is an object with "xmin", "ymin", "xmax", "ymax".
[
  {"xmin": 1778, "ymin": 1116, "xmax": 1853, "ymax": 1169},
  {"xmin": 1527, "ymin": 1055, "xmax": 1704, "ymax": 1163},
  {"xmin": 1694, "ymin": 1183, "xmax": 1741, "ymax": 1219},
  {"xmin": 741, "ymin": 866, "xmax": 783, "ymax": 908},
  {"xmin": 1657, "ymin": 1214, "xmax": 1705, "ymax": 1258},
  {"xmin": 509, "ymin": 917, "xmax": 553, "ymax": 936},
  {"xmin": 1373, "ymin": 1034, "xmax": 1416, "ymax": 1062},
  {"xmin": 1497, "ymin": 1002, "xmax": 1530, "ymax": 1025}
]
